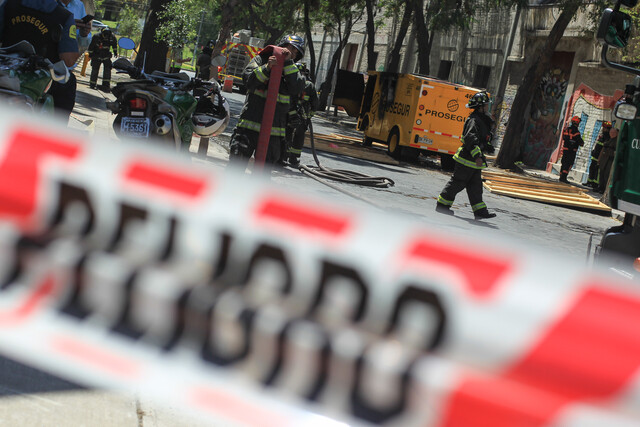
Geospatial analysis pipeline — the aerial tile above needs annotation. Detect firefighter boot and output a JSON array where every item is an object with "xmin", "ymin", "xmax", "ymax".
[
  {"xmin": 474, "ymin": 208, "xmax": 497, "ymax": 220},
  {"xmin": 288, "ymin": 154, "xmax": 300, "ymax": 168},
  {"xmin": 559, "ymin": 172, "xmax": 569, "ymax": 183},
  {"xmin": 435, "ymin": 202, "xmax": 454, "ymax": 215}
]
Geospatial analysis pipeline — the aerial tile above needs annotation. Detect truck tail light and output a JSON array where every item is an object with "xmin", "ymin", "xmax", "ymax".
[{"xmin": 633, "ymin": 257, "xmax": 640, "ymax": 273}]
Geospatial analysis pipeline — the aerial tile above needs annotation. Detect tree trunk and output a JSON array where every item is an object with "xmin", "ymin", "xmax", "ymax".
[
  {"xmin": 496, "ymin": 3, "xmax": 579, "ymax": 169},
  {"xmin": 135, "ymin": 0, "xmax": 172, "ymax": 73},
  {"xmin": 386, "ymin": 3, "xmax": 413, "ymax": 73},
  {"xmin": 304, "ymin": 0, "xmax": 317, "ymax": 81},
  {"xmin": 412, "ymin": 0, "xmax": 430, "ymax": 74},
  {"xmin": 318, "ymin": 24, "xmax": 353, "ymax": 111},
  {"xmin": 365, "ymin": 0, "xmax": 377, "ymax": 71},
  {"xmin": 81, "ymin": 0, "xmax": 95, "ymax": 15},
  {"xmin": 211, "ymin": 0, "xmax": 241, "ymax": 58}
]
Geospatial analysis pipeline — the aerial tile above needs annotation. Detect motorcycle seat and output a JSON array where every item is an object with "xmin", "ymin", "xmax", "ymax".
[
  {"xmin": 0, "ymin": 41, "xmax": 36, "ymax": 56},
  {"xmin": 149, "ymin": 71, "xmax": 190, "ymax": 81}
]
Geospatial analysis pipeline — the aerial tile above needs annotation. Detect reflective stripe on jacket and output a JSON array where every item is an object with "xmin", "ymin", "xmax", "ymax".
[
  {"xmin": 237, "ymin": 54, "xmax": 305, "ymax": 137},
  {"xmin": 452, "ymin": 111, "xmax": 491, "ymax": 170}
]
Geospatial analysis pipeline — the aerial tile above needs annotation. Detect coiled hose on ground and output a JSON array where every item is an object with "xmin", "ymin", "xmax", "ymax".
[{"xmin": 299, "ymin": 120, "xmax": 395, "ymax": 192}]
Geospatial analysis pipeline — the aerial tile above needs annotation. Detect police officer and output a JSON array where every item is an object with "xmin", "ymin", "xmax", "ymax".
[
  {"xmin": 559, "ymin": 116, "xmax": 584, "ymax": 183},
  {"xmin": 284, "ymin": 62, "xmax": 318, "ymax": 167},
  {"xmin": 598, "ymin": 126, "xmax": 619, "ymax": 193},
  {"xmin": 586, "ymin": 121, "xmax": 612, "ymax": 189},
  {"xmin": 88, "ymin": 27, "xmax": 117, "ymax": 92},
  {"xmin": 229, "ymin": 34, "xmax": 305, "ymax": 173},
  {"xmin": 196, "ymin": 45, "xmax": 213, "ymax": 80},
  {"xmin": 0, "ymin": 0, "xmax": 80, "ymax": 118},
  {"xmin": 436, "ymin": 91, "xmax": 497, "ymax": 220}
]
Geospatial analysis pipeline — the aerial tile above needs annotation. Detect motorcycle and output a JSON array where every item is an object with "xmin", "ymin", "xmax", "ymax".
[
  {"xmin": 0, "ymin": 41, "xmax": 70, "ymax": 113},
  {"xmin": 106, "ymin": 54, "xmax": 230, "ymax": 152}
]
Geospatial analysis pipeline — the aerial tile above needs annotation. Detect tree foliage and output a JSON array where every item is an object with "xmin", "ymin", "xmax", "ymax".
[
  {"xmin": 155, "ymin": 0, "xmax": 202, "ymax": 48},
  {"xmin": 621, "ymin": 4, "xmax": 640, "ymax": 65},
  {"xmin": 118, "ymin": 5, "xmax": 144, "ymax": 43}
]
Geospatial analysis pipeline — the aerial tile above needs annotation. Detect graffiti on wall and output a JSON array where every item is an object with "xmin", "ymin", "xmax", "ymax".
[
  {"xmin": 522, "ymin": 52, "xmax": 574, "ymax": 168},
  {"xmin": 545, "ymin": 83, "xmax": 625, "ymax": 179}
]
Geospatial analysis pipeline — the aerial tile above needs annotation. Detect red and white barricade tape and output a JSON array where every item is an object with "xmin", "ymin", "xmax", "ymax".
[{"xmin": 0, "ymin": 109, "xmax": 637, "ymax": 426}]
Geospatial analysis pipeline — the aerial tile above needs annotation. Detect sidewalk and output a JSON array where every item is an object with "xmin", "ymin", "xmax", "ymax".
[{"xmin": 69, "ymin": 63, "xmax": 122, "ymax": 137}]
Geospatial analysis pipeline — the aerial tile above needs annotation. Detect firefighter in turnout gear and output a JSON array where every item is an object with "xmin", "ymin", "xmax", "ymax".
[
  {"xmin": 559, "ymin": 116, "xmax": 584, "ymax": 183},
  {"xmin": 284, "ymin": 62, "xmax": 318, "ymax": 167},
  {"xmin": 229, "ymin": 34, "xmax": 305, "ymax": 173},
  {"xmin": 436, "ymin": 91, "xmax": 497, "ymax": 220},
  {"xmin": 88, "ymin": 27, "xmax": 117, "ymax": 92},
  {"xmin": 586, "ymin": 121, "xmax": 612, "ymax": 190}
]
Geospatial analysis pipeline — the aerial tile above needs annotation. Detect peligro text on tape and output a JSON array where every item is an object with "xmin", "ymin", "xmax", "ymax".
[{"xmin": 0, "ymin": 111, "xmax": 638, "ymax": 426}]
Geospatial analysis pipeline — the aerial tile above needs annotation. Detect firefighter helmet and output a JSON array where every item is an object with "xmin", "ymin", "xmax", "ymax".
[
  {"xmin": 466, "ymin": 91, "xmax": 491, "ymax": 109},
  {"xmin": 603, "ymin": 120, "xmax": 612, "ymax": 128},
  {"xmin": 571, "ymin": 116, "xmax": 581, "ymax": 124},
  {"xmin": 295, "ymin": 62, "xmax": 310, "ymax": 78},
  {"xmin": 279, "ymin": 35, "xmax": 305, "ymax": 61}
]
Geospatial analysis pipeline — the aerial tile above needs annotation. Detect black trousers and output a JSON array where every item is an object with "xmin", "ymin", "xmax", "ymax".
[
  {"xmin": 229, "ymin": 128, "xmax": 282, "ymax": 174},
  {"xmin": 48, "ymin": 72, "xmax": 76, "ymax": 123},
  {"xmin": 89, "ymin": 58, "xmax": 112, "ymax": 87},
  {"xmin": 560, "ymin": 149, "xmax": 577, "ymax": 178},
  {"xmin": 587, "ymin": 159, "xmax": 600, "ymax": 184},
  {"xmin": 287, "ymin": 120, "xmax": 308, "ymax": 160},
  {"xmin": 439, "ymin": 162, "xmax": 485, "ymax": 211}
]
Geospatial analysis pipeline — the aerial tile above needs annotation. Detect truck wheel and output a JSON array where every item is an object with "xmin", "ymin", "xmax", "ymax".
[
  {"xmin": 387, "ymin": 129, "xmax": 402, "ymax": 159},
  {"xmin": 440, "ymin": 154, "xmax": 455, "ymax": 171}
]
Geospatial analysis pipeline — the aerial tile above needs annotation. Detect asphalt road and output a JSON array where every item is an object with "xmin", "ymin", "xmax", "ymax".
[{"xmin": 206, "ymin": 88, "xmax": 620, "ymax": 261}]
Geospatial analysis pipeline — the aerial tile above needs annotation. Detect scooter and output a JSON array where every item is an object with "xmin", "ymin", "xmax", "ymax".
[
  {"xmin": 0, "ymin": 41, "xmax": 69, "ymax": 113},
  {"xmin": 106, "ymin": 49, "xmax": 229, "ymax": 152}
]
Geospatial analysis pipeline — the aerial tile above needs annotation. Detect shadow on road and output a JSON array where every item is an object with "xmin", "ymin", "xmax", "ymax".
[{"xmin": 0, "ymin": 356, "xmax": 83, "ymax": 396}]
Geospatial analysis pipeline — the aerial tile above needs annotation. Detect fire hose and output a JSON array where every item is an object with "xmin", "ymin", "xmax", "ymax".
[
  {"xmin": 254, "ymin": 46, "xmax": 395, "ymax": 197},
  {"xmin": 299, "ymin": 120, "xmax": 395, "ymax": 193}
]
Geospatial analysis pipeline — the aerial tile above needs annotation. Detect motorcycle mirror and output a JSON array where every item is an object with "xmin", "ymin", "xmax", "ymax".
[
  {"xmin": 597, "ymin": 8, "xmax": 632, "ymax": 48},
  {"xmin": 118, "ymin": 37, "xmax": 136, "ymax": 51},
  {"xmin": 49, "ymin": 60, "xmax": 70, "ymax": 84},
  {"xmin": 211, "ymin": 55, "xmax": 226, "ymax": 67}
]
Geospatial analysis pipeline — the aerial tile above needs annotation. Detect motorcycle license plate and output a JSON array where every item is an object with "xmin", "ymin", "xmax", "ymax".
[{"xmin": 121, "ymin": 117, "xmax": 150, "ymax": 138}]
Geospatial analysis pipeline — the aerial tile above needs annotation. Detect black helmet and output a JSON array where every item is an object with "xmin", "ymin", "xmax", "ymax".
[
  {"xmin": 467, "ymin": 91, "xmax": 491, "ymax": 109},
  {"xmin": 295, "ymin": 62, "xmax": 308, "ymax": 74},
  {"xmin": 279, "ymin": 35, "xmax": 305, "ymax": 60}
]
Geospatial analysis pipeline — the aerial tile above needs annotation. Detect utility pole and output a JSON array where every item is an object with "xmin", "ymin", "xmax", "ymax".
[{"xmin": 193, "ymin": 9, "xmax": 206, "ymax": 66}]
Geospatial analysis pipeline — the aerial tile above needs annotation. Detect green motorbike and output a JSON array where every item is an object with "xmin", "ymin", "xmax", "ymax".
[
  {"xmin": 106, "ymin": 40, "xmax": 229, "ymax": 152},
  {"xmin": 0, "ymin": 41, "xmax": 69, "ymax": 113}
]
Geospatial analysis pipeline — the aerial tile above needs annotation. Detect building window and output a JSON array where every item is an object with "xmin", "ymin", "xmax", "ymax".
[
  {"xmin": 437, "ymin": 60, "xmax": 452, "ymax": 80},
  {"xmin": 472, "ymin": 65, "xmax": 491, "ymax": 89}
]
